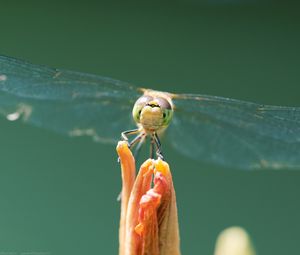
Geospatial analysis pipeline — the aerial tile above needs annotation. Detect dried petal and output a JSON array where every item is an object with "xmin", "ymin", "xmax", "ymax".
[
  {"xmin": 125, "ymin": 159, "xmax": 154, "ymax": 255},
  {"xmin": 117, "ymin": 141, "xmax": 136, "ymax": 255},
  {"xmin": 156, "ymin": 160, "xmax": 181, "ymax": 255}
]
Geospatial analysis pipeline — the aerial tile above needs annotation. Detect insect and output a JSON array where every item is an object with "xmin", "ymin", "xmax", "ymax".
[
  {"xmin": 121, "ymin": 89, "xmax": 174, "ymax": 161},
  {"xmin": 0, "ymin": 55, "xmax": 300, "ymax": 170}
]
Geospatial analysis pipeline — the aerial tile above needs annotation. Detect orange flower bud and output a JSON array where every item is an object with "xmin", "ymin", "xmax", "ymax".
[{"xmin": 117, "ymin": 141, "xmax": 181, "ymax": 255}]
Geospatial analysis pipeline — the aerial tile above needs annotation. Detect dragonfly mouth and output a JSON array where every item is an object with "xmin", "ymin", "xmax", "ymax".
[{"xmin": 146, "ymin": 102, "xmax": 160, "ymax": 108}]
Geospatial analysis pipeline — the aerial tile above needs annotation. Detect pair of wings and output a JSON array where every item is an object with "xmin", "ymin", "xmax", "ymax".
[{"xmin": 0, "ymin": 55, "xmax": 300, "ymax": 170}]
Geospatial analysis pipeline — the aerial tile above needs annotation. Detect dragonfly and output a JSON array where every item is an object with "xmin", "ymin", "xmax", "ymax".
[{"xmin": 0, "ymin": 55, "xmax": 300, "ymax": 170}]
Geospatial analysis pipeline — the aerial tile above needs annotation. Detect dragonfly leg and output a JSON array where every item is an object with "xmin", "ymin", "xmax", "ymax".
[
  {"xmin": 153, "ymin": 132, "xmax": 164, "ymax": 160},
  {"xmin": 129, "ymin": 132, "xmax": 145, "ymax": 149},
  {"xmin": 118, "ymin": 130, "xmax": 145, "ymax": 163},
  {"xmin": 121, "ymin": 128, "xmax": 140, "ymax": 145},
  {"xmin": 134, "ymin": 134, "xmax": 146, "ymax": 159},
  {"xmin": 150, "ymin": 136, "xmax": 155, "ymax": 159}
]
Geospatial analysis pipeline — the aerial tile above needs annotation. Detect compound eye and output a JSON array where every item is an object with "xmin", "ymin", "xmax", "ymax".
[
  {"xmin": 154, "ymin": 97, "xmax": 173, "ymax": 126},
  {"xmin": 132, "ymin": 95, "xmax": 153, "ymax": 123},
  {"xmin": 135, "ymin": 95, "xmax": 154, "ymax": 106},
  {"xmin": 162, "ymin": 108, "xmax": 173, "ymax": 126},
  {"xmin": 155, "ymin": 97, "xmax": 172, "ymax": 110}
]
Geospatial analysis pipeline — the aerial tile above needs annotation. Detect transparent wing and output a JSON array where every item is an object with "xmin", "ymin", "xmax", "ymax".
[
  {"xmin": 168, "ymin": 94, "xmax": 300, "ymax": 170},
  {"xmin": 0, "ymin": 55, "xmax": 141, "ymax": 143}
]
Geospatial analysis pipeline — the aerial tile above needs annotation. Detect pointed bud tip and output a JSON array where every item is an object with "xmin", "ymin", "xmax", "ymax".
[
  {"xmin": 154, "ymin": 158, "xmax": 170, "ymax": 176},
  {"xmin": 117, "ymin": 141, "xmax": 130, "ymax": 153}
]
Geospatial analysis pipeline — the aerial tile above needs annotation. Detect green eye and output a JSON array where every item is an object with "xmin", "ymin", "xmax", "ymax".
[
  {"xmin": 132, "ymin": 104, "xmax": 143, "ymax": 123},
  {"xmin": 132, "ymin": 95, "xmax": 154, "ymax": 123},
  {"xmin": 162, "ymin": 108, "xmax": 173, "ymax": 126}
]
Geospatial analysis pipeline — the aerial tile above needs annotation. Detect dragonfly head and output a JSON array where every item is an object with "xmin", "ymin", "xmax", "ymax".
[{"xmin": 132, "ymin": 95, "xmax": 173, "ymax": 132}]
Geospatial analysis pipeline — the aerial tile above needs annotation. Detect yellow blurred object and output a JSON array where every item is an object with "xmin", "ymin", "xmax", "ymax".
[{"xmin": 214, "ymin": 226, "xmax": 256, "ymax": 255}]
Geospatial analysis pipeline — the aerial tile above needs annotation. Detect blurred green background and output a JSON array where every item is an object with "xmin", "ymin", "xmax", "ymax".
[{"xmin": 0, "ymin": 0, "xmax": 300, "ymax": 254}]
